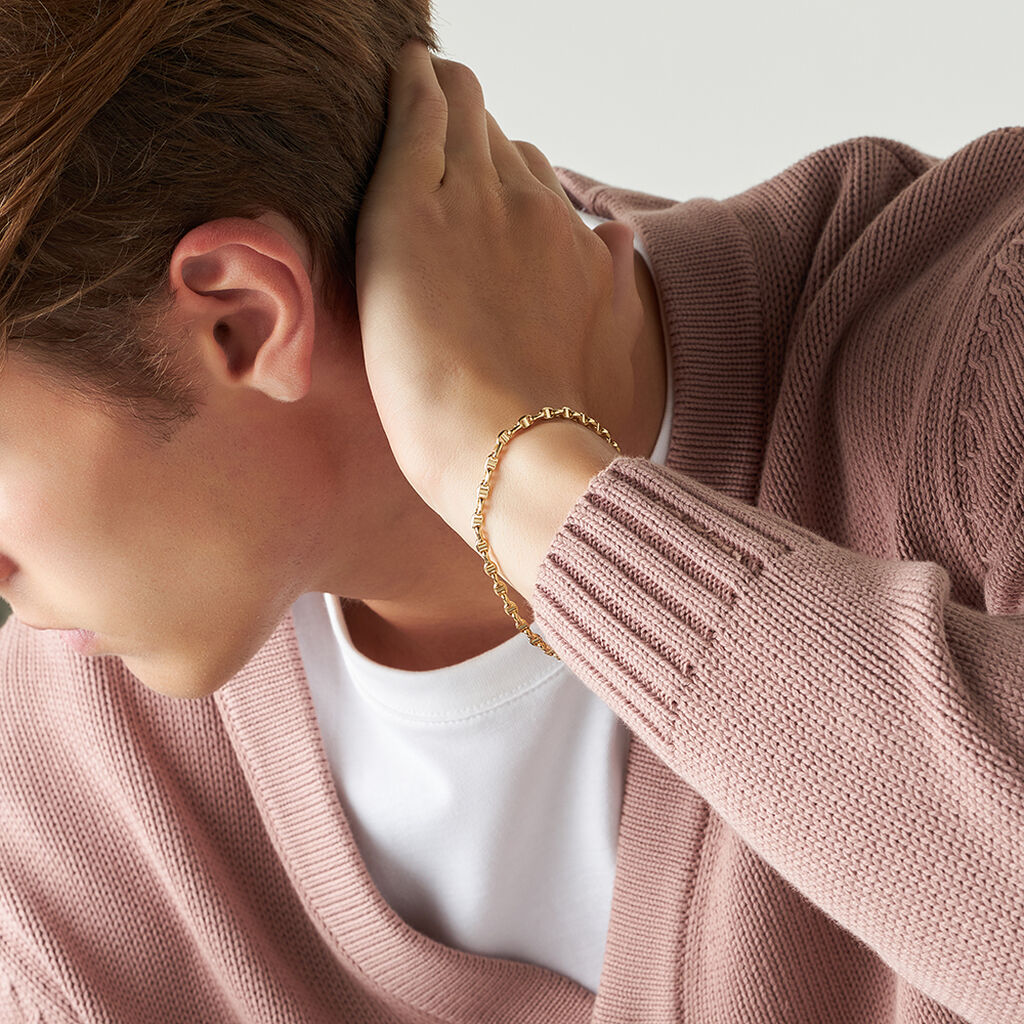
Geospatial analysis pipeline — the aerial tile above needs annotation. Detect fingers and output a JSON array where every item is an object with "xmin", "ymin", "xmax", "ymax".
[
  {"xmin": 429, "ymin": 54, "xmax": 571, "ymax": 212},
  {"xmin": 507, "ymin": 135, "xmax": 576, "ymax": 212},
  {"xmin": 375, "ymin": 39, "xmax": 448, "ymax": 192},
  {"xmin": 476, "ymin": 105, "xmax": 533, "ymax": 187},
  {"xmin": 479, "ymin": 106, "xmax": 570, "ymax": 208},
  {"xmin": 430, "ymin": 57, "xmax": 499, "ymax": 185},
  {"xmin": 384, "ymin": 44, "xmax": 575, "ymax": 216},
  {"xmin": 593, "ymin": 221, "xmax": 642, "ymax": 321}
]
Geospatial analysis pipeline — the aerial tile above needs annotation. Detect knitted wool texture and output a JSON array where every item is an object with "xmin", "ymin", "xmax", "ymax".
[{"xmin": 1, "ymin": 129, "xmax": 1023, "ymax": 1023}]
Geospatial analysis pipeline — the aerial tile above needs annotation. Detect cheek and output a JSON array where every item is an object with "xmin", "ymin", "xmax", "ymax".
[
  {"xmin": 1, "ymin": 450, "xmax": 148, "ymax": 615},
  {"xmin": 2, "ymin": 423, "xmax": 209, "ymax": 622},
  {"xmin": 0, "ymin": 463, "xmax": 94, "ymax": 572}
]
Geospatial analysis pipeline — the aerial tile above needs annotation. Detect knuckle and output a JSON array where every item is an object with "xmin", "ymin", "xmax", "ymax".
[
  {"xmin": 520, "ymin": 190, "xmax": 577, "ymax": 249},
  {"xmin": 577, "ymin": 228, "xmax": 614, "ymax": 282},
  {"xmin": 437, "ymin": 58, "xmax": 483, "ymax": 97},
  {"xmin": 532, "ymin": 185, "xmax": 570, "ymax": 220},
  {"xmin": 512, "ymin": 139, "xmax": 546, "ymax": 162},
  {"xmin": 407, "ymin": 78, "xmax": 447, "ymax": 119}
]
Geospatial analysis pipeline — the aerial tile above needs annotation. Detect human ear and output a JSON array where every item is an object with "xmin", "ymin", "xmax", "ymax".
[{"xmin": 168, "ymin": 217, "xmax": 316, "ymax": 402}]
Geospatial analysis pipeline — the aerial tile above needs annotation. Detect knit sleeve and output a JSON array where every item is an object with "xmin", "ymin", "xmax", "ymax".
[
  {"xmin": 532, "ymin": 459, "xmax": 1024, "ymax": 1024},
  {"xmin": 533, "ymin": 132, "xmax": 1024, "ymax": 1024}
]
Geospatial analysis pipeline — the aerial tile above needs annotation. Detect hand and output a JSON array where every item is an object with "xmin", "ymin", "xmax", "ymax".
[{"xmin": 354, "ymin": 40, "xmax": 644, "ymax": 549}]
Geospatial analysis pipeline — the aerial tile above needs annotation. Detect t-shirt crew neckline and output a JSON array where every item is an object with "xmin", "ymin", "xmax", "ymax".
[{"xmin": 325, "ymin": 596, "xmax": 563, "ymax": 721}]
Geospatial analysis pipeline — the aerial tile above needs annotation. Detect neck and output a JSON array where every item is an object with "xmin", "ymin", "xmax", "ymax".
[{"xmin": 343, "ymin": 246, "xmax": 667, "ymax": 671}]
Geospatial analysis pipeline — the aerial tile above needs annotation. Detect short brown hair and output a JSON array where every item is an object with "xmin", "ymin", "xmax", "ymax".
[{"xmin": 0, "ymin": 0, "xmax": 437, "ymax": 435}]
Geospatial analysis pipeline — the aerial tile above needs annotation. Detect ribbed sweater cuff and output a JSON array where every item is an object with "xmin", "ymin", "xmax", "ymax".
[{"xmin": 533, "ymin": 456, "xmax": 827, "ymax": 757}]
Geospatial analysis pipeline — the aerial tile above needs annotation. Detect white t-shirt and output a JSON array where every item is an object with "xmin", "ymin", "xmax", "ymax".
[{"xmin": 291, "ymin": 210, "xmax": 673, "ymax": 994}]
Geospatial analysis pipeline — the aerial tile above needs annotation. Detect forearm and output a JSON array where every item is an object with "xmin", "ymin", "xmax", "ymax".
[{"xmin": 531, "ymin": 458, "xmax": 1024, "ymax": 1023}]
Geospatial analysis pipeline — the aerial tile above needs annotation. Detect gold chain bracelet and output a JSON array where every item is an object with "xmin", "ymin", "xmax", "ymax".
[{"xmin": 472, "ymin": 406, "xmax": 621, "ymax": 659}]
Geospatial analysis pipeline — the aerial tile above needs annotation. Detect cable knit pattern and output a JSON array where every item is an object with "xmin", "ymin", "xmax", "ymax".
[{"xmin": 2, "ymin": 128, "xmax": 1024, "ymax": 1022}]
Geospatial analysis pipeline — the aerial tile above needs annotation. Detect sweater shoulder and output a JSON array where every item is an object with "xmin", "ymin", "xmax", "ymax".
[
  {"xmin": 558, "ymin": 129, "xmax": 1024, "ymax": 615},
  {"xmin": 718, "ymin": 128, "xmax": 1024, "ymax": 602},
  {"xmin": 0, "ymin": 617, "xmax": 117, "ymax": 776},
  {"xmin": 0, "ymin": 617, "xmax": 81, "ymax": 768},
  {"xmin": 0, "ymin": 619, "xmax": 232, "ymax": 1021},
  {"xmin": 946, "ymin": 222, "xmax": 1024, "ymax": 614},
  {"xmin": 0, "ymin": 622, "xmax": 90, "ymax": 1020}
]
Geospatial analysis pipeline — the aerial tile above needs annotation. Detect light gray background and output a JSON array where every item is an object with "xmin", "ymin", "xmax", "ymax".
[{"xmin": 429, "ymin": 0, "xmax": 1024, "ymax": 201}]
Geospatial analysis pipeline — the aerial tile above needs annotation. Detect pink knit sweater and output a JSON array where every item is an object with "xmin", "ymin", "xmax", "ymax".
[{"xmin": 2, "ymin": 129, "xmax": 1023, "ymax": 1024}]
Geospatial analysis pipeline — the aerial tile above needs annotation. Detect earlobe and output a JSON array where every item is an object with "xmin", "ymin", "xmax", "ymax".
[{"xmin": 168, "ymin": 218, "xmax": 316, "ymax": 402}]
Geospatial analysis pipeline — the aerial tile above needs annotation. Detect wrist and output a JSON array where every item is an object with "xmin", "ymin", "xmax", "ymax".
[{"xmin": 479, "ymin": 418, "xmax": 619, "ymax": 604}]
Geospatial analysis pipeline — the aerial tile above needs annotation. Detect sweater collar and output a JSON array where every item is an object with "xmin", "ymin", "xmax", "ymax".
[{"xmin": 214, "ymin": 609, "xmax": 707, "ymax": 1021}]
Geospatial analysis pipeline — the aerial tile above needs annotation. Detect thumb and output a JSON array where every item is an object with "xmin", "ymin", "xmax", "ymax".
[{"xmin": 592, "ymin": 220, "xmax": 642, "ymax": 321}]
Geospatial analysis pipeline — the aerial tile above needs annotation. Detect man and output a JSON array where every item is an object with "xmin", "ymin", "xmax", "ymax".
[{"xmin": 0, "ymin": 3, "xmax": 1021, "ymax": 1023}]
